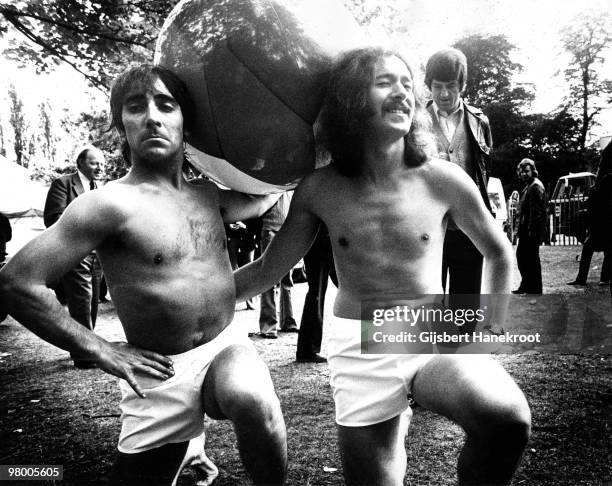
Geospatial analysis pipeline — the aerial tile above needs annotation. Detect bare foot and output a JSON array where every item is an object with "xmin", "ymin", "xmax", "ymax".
[
  {"xmin": 192, "ymin": 452, "xmax": 219, "ymax": 486},
  {"xmin": 172, "ymin": 436, "xmax": 219, "ymax": 486},
  {"xmin": 400, "ymin": 407, "xmax": 412, "ymax": 438}
]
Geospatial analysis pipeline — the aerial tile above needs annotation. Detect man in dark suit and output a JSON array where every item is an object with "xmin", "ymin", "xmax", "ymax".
[
  {"xmin": 44, "ymin": 146, "xmax": 104, "ymax": 368},
  {"xmin": 0, "ymin": 212, "xmax": 10, "ymax": 322},
  {"xmin": 514, "ymin": 158, "xmax": 547, "ymax": 294},
  {"xmin": 0, "ymin": 212, "xmax": 11, "ymax": 265},
  {"xmin": 425, "ymin": 48, "xmax": 493, "ymax": 309}
]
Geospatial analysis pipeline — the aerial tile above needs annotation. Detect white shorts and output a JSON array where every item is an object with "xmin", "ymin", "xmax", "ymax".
[
  {"xmin": 327, "ymin": 315, "xmax": 434, "ymax": 427},
  {"xmin": 117, "ymin": 320, "xmax": 253, "ymax": 453}
]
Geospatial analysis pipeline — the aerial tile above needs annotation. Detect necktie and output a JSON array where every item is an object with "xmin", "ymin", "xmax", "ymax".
[{"xmin": 90, "ymin": 180, "xmax": 97, "ymax": 190}]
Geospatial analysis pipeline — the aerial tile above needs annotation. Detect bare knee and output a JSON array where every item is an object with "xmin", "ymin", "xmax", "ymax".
[
  {"xmin": 469, "ymin": 393, "xmax": 531, "ymax": 449},
  {"xmin": 205, "ymin": 345, "xmax": 281, "ymax": 421},
  {"xmin": 227, "ymin": 385, "xmax": 283, "ymax": 428},
  {"xmin": 338, "ymin": 418, "xmax": 407, "ymax": 486}
]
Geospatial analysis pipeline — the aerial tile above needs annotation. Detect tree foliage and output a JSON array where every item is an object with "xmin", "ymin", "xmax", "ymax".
[
  {"xmin": 8, "ymin": 84, "xmax": 29, "ymax": 167},
  {"xmin": 449, "ymin": 34, "xmax": 534, "ymax": 191},
  {"xmin": 454, "ymin": 35, "xmax": 531, "ymax": 108},
  {"xmin": 559, "ymin": 11, "xmax": 612, "ymax": 153},
  {"xmin": 76, "ymin": 111, "xmax": 127, "ymax": 182},
  {"xmin": 0, "ymin": 113, "xmax": 6, "ymax": 157},
  {"xmin": 343, "ymin": 0, "xmax": 410, "ymax": 37},
  {"xmin": 0, "ymin": 0, "xmax": 175, "ymax": 91},
  {"xmin": 452, "ymin": 35, "xmax": 535, "ymax": 147},
  {"xmin": 36, "ymin": 100, "xmax": 57, "ymax": 163},
  {"xmin": 449, "ymin": 33, "xmax": 601, "ymax": 194}
]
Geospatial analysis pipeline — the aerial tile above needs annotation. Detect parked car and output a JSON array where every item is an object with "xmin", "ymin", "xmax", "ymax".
[{"xmin": 548, "ymin": 172, "xmax": 595, "ymax": 244}]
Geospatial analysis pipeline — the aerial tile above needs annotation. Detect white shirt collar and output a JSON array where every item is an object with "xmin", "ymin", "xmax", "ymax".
[{"xmin": 433, "ymin": 100, "xmax": 464, "ymax": 122}]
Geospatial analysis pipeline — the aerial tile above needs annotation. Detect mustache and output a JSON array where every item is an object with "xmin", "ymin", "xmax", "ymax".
[
  {"xmin": 142, "ymin": 131, "xmax": 167, "ymax": 140},
  {"xmin": 382, "ymin": 100, "xmax": 411, "ymax": 113}
]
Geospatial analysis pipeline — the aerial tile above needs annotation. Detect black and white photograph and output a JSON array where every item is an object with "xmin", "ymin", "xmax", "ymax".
[{"xmin": 0, "ymin": 0, "xmax": 610, "ymax": 485}]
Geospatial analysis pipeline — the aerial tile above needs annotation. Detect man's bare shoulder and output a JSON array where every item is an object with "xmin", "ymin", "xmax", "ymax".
[
  {"xmin": 422, "ymin": 158, "xmax": 485, "ymax": 213},
  {"xmin": 297, "ymin": 166, "xmax": 342, "ymax": 195},
  {"xmin": 186, "ymin": 177, "xmax": 225, "ymax": 202},
  {"xmin": 423, "ymin": 157, "xmax": 475, "ymax": 187},
  {"xmin": 292, "ymin": 166, "xmax": 341, "ymax": 211},
  {"xmin": 76, "ymin": 179, "xmax": 141, "ymax": 223},
  {"xmin": 186, "ymin": 177, "xmax": 217, "ymax": 191}
]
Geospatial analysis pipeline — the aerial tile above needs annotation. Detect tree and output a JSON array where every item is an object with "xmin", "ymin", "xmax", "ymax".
[
  {"xmin": 449, "ymin": 34, "xmax": 536, "ymax": 190},
  {"xmin": 8, "ymin": 84, "xmax": 29, "ymax": 167},
  {"xmin": 344, "ymin": 0, "xmax": 409, "ymax": 36},
  {"xmin": 0, "ymin": 113, "xmax": 6, "ymax": 157},
  {"xmin": 37, "ymin": 100, "xmax": 57, "ymax": 163},
  {"xmin": 76, "ymin": 110, "xmax": 127, "ymax": 181},
  {"xmin": 559, "ymin": 11, "xmax": 612, "ymax": 154},
  {"xmin": 0, "ymin": 0, "xmax": 175, "ymax": 91},
  {"xmin": 452, "ymin": 34, "xmax": 535, "ymax": 146}
]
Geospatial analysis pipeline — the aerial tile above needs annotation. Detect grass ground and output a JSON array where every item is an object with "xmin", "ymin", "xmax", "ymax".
[{"xmin": 0, "ymin": 246, "xmax": 610, "ymax": 485}]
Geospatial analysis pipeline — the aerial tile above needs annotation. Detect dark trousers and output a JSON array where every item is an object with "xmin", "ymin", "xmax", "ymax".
[
  {"xmin": 442, "ymin": 229, "xmax": 483, "ymax": 311},
  {"xmin": 297, "ymin": 230, "xmax": 336, "ymax": 357},
  {"xmin": 516, "ymin": 234, "xmax": 543, "ymax": 294},
  {"xmin": 61, "ymin": 253, "xmax": 102, "ymax": 359},
  {"xmin": 575, "ymin": 234, "xmax": 610, "ymax": 283},
  {"xmin": 109, "ymin": 441, "xmax": 189, "ymax": 485},
  {"xmin": 259, "ymin": 230, "xmax": 294, "ymax": 333}
]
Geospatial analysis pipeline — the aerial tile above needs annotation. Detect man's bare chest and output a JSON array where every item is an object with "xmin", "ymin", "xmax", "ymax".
[
  {"xmin": 317, "ymin": 188, "xmax": 447, "ymax": 253},
  {"xmin": 103, "ymin": 206, "xmax": 227, "ymax": 264}
]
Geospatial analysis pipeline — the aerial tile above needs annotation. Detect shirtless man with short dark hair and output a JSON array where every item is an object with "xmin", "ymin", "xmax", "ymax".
[
  {"xmin": 0, "ymin": 64, "xmax": 286, "ymax": 486},
  {"xmin": 235, "ymin": 47, "xmax": 530, "ymax": 486}
]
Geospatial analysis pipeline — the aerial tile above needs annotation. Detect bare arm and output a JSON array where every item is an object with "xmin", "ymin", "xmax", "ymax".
[
  {"xmin": 445, "ymin": 165, "xmax": 514, "ymax": 325},
  {"xmin": 235, "ymin": 179, "xmax": 320, "ymax": 301},
  {"xmin": 218, "ymin": 189, "xmax": 281, "ymax": 223},
  {"xmin": 0, "ymin": 192, "xmax": 174, "ymax": 398}
]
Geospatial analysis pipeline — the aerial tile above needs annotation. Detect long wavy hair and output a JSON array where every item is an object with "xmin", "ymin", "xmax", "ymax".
[{"xmin": 318, "ymin": 47, "xmax": 432, "ymax": 177}]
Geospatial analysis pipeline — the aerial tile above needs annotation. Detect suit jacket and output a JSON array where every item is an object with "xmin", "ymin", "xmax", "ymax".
[
  {"xmin": 518, "ymin": 177, "xmax": 547, "ymax": 243},
  {"xmin": 427, "ymin": 100, "xmax": 493, "ymax": 211},
  {"xmin": 589, "ymin": 174, "xmax": 612, "ymax": 248},
  {"xmin": 0, "ymin": 212, "xmax": 11, "ymax": 242},
  {"xmin": 43, "ymin": 172, "xmax": 85, "ymax": 228}
]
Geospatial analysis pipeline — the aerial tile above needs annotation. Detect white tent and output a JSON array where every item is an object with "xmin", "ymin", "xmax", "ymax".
[{"xmin": 0, "ymin": 155, "xmax": 48, "ymax": 218}]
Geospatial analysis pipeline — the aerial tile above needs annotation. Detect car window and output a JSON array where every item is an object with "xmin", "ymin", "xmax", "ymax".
[{"xmin": 552, "ymin": 180, "xmax": 567, "ymax": 199}]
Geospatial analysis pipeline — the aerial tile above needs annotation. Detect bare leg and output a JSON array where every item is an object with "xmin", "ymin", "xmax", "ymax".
[
  {"xmin": 412, "ymin": 355, "xmax": 531, "ymax": 486},
  {"xmin": 203, "ymin": 344, "xmax": 287, "ymax": 485},
  {"xmin": 337, "ymin": 414, "xmax": 407, "ymax": 486}
]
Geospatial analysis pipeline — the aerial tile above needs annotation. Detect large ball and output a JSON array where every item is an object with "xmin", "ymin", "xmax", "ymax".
[{"xmin": 154, "ymin": 0, "xmax": 363, "ymax": 193}]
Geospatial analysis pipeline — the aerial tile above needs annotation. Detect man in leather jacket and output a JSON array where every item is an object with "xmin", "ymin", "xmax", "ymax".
[{"xmin": 425, "ymin": 47, "xmax": 493, "ymax": 309}]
